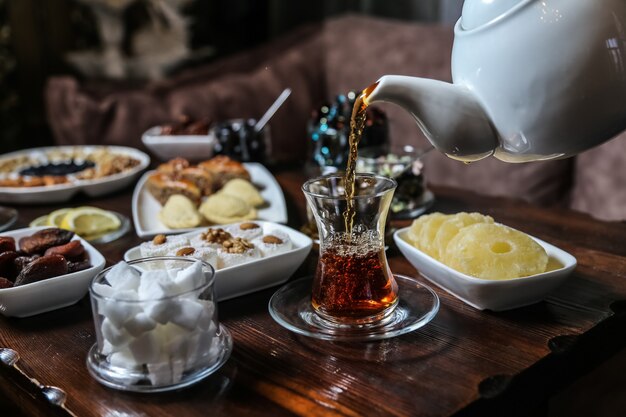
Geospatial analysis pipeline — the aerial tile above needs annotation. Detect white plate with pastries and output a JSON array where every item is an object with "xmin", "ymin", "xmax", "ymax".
[
  {"xmin": 132, "ymin": 158, "xmax": 287, "ymax": 238},
  {"xmin": 393, "ymin": 213, "xmax": 577, "ymax": 311},
  {"xmin": 124, "ymin": 221, "xmax": 312, "ymax": 301},
  {"xmin": 0, "ymin": 146, "xmax": 150, "ymax": 204}
]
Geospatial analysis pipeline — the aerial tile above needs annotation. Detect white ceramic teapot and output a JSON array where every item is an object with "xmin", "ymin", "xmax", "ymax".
[{"xmin": 365, "ymin": 0, "xmax": 626, "ymax": 162}]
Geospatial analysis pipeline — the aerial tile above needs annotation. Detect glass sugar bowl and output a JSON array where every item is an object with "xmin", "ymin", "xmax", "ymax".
[{"xmin": 87, "ymin": 257, "xmax": 232, "ymax": 392}]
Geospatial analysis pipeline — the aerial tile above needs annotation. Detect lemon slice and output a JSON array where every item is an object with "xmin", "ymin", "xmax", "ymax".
[
  {"xmin": 61, "ymin": 207, "xmax": 121, "ymax": 236},
  {"xmin": 29, "ymin": 215, "xmax": 50, "ymax": 227},
  {"xmin": 47, "ymin": 208, "xmax": 73, "ymax": 228}
]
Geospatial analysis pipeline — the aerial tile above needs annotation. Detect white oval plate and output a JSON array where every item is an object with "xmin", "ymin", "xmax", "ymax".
[
  {"xmin": 394, "ymin": 227, "xmax": 577, "ymax": 311},
  {"xmin": 124, "ymin": 221, "xmax": 312, "ymax": 302},
  {"xmin": 0, "ymin": 146, "xmax": 150, "ymax": 204},
  {"xmin": 132, "ymin": 163, "xmax": 288, "ymax": 238},
  {"xmin": 0, "ymin": 227, "xmax": 106, "ymax": 317}
]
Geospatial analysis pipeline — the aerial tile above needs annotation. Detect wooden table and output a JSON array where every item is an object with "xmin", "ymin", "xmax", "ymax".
[{"xmin": 1, "ymin": 166, "xmax": 626, "ymax": 417}]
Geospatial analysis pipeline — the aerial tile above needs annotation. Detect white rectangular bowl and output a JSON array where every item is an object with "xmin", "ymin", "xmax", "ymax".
[
  {"xmin": 394, "ymin": 227, "xmax": 577, "ymax": 311},
  {"xmin": 0, "ymin": 227, "xmax": 106, "ymax": 317},
  {"xmin": 124, "ymin": 221, "xmax": 312, "ymax": 301}
]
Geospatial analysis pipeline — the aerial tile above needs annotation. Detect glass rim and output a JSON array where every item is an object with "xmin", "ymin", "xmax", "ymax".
[
  {"xmin": 89, "ymin": 256, "xmax": 216, "ymax": 302},
  {"xmin": 302, "ymin": 172, "xmax": 397, "ymax": 201}
]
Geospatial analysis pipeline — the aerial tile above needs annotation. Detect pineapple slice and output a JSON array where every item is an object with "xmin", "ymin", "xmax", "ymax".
[
  {"xmin": 417, "ymin": 213, "xmax": 452, "ymax": 257},
  {"xmin": 443, "ymin": 223, "xmax": 548, "ymax": 280},
  {"xmin": 408, "ymin": 213, "xmax": 442, "ymax": 249},
  {"xmin": 433, "ymin": 212, "xmax": 494, "ymax": 260}
]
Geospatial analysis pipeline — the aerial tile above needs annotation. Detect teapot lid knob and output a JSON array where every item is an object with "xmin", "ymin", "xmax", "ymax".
[{"xmin": 460, "ymin": 0, "xmax": 527, "ymax": 30}]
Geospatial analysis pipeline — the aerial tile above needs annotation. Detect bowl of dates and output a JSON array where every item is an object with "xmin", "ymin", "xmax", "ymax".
[
  {"xmin": 0, "ymin": 227, "xmax": 105, "ymax": 317},
  {"xmin": 142, "ymin": 116, "xmax": 217, "ymax": 162}
]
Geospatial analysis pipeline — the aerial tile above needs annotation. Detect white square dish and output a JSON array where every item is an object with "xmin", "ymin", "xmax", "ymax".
[
  {"xmin": 141, "ymin": 126, "xmax": 217, "ymax": 162},
  {"xmin": 124, "ymin": 221, "xmax": 313, "ymax": 301},
  {"xmin": 393, "ymin": 227, "xmax": 577, "ymax": 311},
  {"xmin": 0, "ymin": 227, "xmax": 106, "ymax": 317},
  {"xmin": 132, "ymin": 162, "xmax": 288, "ymax": 238}
]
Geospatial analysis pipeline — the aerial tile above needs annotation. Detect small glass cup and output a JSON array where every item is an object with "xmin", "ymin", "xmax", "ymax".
[
  {"xmin": 302, "ymin": 173, "xmax": 398, "ymax": 325},
  {"xmin": 86, "ymin": 257, "xmax": 232, "ymax": 392}
]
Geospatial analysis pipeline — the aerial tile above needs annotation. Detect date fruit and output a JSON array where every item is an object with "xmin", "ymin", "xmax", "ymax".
[
  {"xmin": 67, "ymin": 260, "xmax": 92, "ymax": 273},
  {"xmin": 14, "ymin": 254, "xmax": 68, "ymax": 286},
  {"xmin": 0, "ymin": 277, "xmax": 13, "ymax": 289},
  {"xmin": 0, "ymin": 237, "xmax": 16, "ymax": 253},
  {"xmin": 44, "ymin": 240, "xmax": 85, "ymax": 261},
  {"xmin": 0, "ymin": 251, "xmax": 19, "ymax": 279},
  {"xmin": 13, "ymin": 255, "xmax": 40, "ymax": 272},
  {"xmin": 19, "ymin": 228, "xmax": 74, "ymax": 255}
]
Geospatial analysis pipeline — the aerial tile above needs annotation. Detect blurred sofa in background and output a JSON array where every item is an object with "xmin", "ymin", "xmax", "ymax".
[{"xmin": 46, "ymin": 15, "xmax": 626, "ymax": 221}]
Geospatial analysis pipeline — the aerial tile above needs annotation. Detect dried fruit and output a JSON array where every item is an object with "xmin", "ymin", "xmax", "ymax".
[
  {"xmin": 19, "ymin": 228, "xmax": 74, "ymax": 255},
  {"xmin": 67, "ymin": 259, "xmax": 92, "ymax": 273},
  {"xmin": 0, "ymin": 277, "xmax": 13, "ymax": 289},
  {"xmin": 44, "ymin": 240, "xmax": 85, "ymax": 261},
  {"xmin": 0, "ymin": 251, "xmax": 19, "ymax": 279},
  {"xmin": 14, "ymin": 254, "xmax": 69, "ymax": 286},
  {"xmin": 0, "ymin": 237, "xmax": 16, "ymax": 253},
  {"xmin": 443, "ymin": 223, "xmax": 548, "ymax": 280}
]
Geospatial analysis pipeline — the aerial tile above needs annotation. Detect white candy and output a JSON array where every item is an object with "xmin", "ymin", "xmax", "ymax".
[
  {"xmin": 145, "ymin": 299, "xmax": 180, "ymax": 324},
  {"xmin": 174, "ymin": 261, "xmax": 204, "ymax": 294},
  {"xmin": 109, "ymin": 349, "xmax": 139, "ymax": 369},
  {"xmin": 218, "ymin": 246, "xmax": 261, "ymax": 269},
  {"xmin": 170, "ymin": 298, "xmax": 205, "ymax": 330},
  {"xmin": 170, "ymin": 358, "xmax": 185, "ymax": 384},
  {"xmin": 128, "ymin": 331, "xmax": 161, "ymax": 364},
  {"xmin": 92, "ymin": 282, "xmax": 115, "ymax": 298},
  {"xmin": 124, "ymin": 312, "xmax": 157, "ymax": 337},
  {"xmin": 138, "ymin": 270, "xmax": 169, "ymax": 299},
  {"xmin": 225, "ymin": 222, "xmax": 263, "ymax": 240},
  {"xmin": 105, "ymin": 262, "xmax": 141, "ymax": 291},
  {"xmin": 99, "ymin": 297, "xmax": 140, "ymax": 328},
  {"xmin": 252, "ymin": 230, "xmax": 293, "ymax": 257},
  {"xmin": 140, "ymin": 235, "xmax": 189, "ymax": 258},
  {"xmin": 147, "ymin": 359, "xmax": 172, "ymax": 386},
  {"xmin": 101, "ymin": 340, "xmax": 114, "ymax": 356},
  {"xmin": 197, "ymin": 301, "xmax": 215, "ymax": 330},
  {"xmin": 101, "ymin": 318, "xmax": 133, "ymax": 347}
]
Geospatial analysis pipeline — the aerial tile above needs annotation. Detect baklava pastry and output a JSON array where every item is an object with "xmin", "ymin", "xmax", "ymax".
[
  {"xmin": 198, "ymin": 155, "xmax": 251, "ymax": 188},
  {"xmin": 146, "ymin": 173, "xmax": 201, "ymax": 205}
]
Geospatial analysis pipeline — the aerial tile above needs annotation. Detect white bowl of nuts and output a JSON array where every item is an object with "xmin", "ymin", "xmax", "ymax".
[{"xmin": 123, "ymin": 221, "xmax": 313, "ymax": 301}]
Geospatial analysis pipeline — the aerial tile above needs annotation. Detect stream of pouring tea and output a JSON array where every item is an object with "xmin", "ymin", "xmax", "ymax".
[{"xmin": 343, "ymin": 83, "xmax": 378, "ymax": 233}]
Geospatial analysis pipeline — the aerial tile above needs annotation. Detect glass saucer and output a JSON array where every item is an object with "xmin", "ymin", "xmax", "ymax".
[
  {"xmin": 86, "ymin": 324, "xmax": 232, "ymax": 393},
  {"xmin": 268, "ymin": 275, "xmax": 440, "ymax": 342}
]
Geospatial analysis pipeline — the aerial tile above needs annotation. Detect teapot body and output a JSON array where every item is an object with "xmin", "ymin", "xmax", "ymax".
[{"xmin": 452, "ymin": 0, "xmax": 626, "ymax": 161}]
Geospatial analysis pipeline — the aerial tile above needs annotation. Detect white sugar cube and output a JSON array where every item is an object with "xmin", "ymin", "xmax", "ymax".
[
  {"xmin": 109, "ymin": 349, "xmax": 139, "ymax": 369},
  {"xmin": 99, "ymin": 298, "xmax": 141, "ymax": 328},
  {"xmin": 197, "ymin": 301, "xmax": 215, "ymax": 330},
  {"xmin": 170, "ymin": 358, "xmax": 185, "ymax": 384},
  {"xmin": 147, "ymin": 359, "xmax": 173, "ymax": 386},
  {"xmin": 145, "ymin": 299, "xmax": 180, "ymax": 324},
  {"xmin": 124, "ymin": 312, "xmax": 157, "ymax": 337},
  {"xmin": 92, "ymin": 282, "xmax": 115, "ymax": 298},
  {"xmin": 138, "ymin": 270, "xmax": 170, "ymax": 300},
  {"xmin": 101, "ymin": 340, "xmax": 114, "ymax": 356},
  {"xmin": 174, "ymin": 261, "xmax": 204, "ymax": 293},
  {"xmin": 105, "ymin": 262, "xmax": 141, "ymax": 291},
  {"xmin": 170, "ymin": 299, "xmax": 204, "ymax": 331},
  {"xmin": 101, "ymin": 318, "xmax": 132, "ymax": 347},
  {"xmin": 128, "ymin": 331, "xmax": 161, "ymax": 364}
]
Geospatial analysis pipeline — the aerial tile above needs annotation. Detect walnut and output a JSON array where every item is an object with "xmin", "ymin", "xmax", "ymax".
[
  {"xmin": 201, "ymin": 228, "xmax": 232, "ymax": 244},
  {"xmin": 221, "ymin": 237, "xmax": 254, "ymax": 254},
  {"xmin": 153, "ymin": 234, "xmax": 167, "ymax": 245}
]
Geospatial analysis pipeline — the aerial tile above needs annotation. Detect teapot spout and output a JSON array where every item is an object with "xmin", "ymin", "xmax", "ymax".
[{"xmin": 365, "ymin": 75, "xmax": 499, "ymax": 162}]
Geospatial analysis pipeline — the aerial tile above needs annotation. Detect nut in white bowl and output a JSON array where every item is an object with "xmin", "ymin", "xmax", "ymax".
[
  {"xmin": 0, "ymin": 227, "xmax": 106, "ymax": 317},
  {"xmin": 393, "ymin": 227, "xmax": 577, "ymax": 311},
  {"xmin": 142, "ymin": 126, "xmax": 217, "ymax": 162}
]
